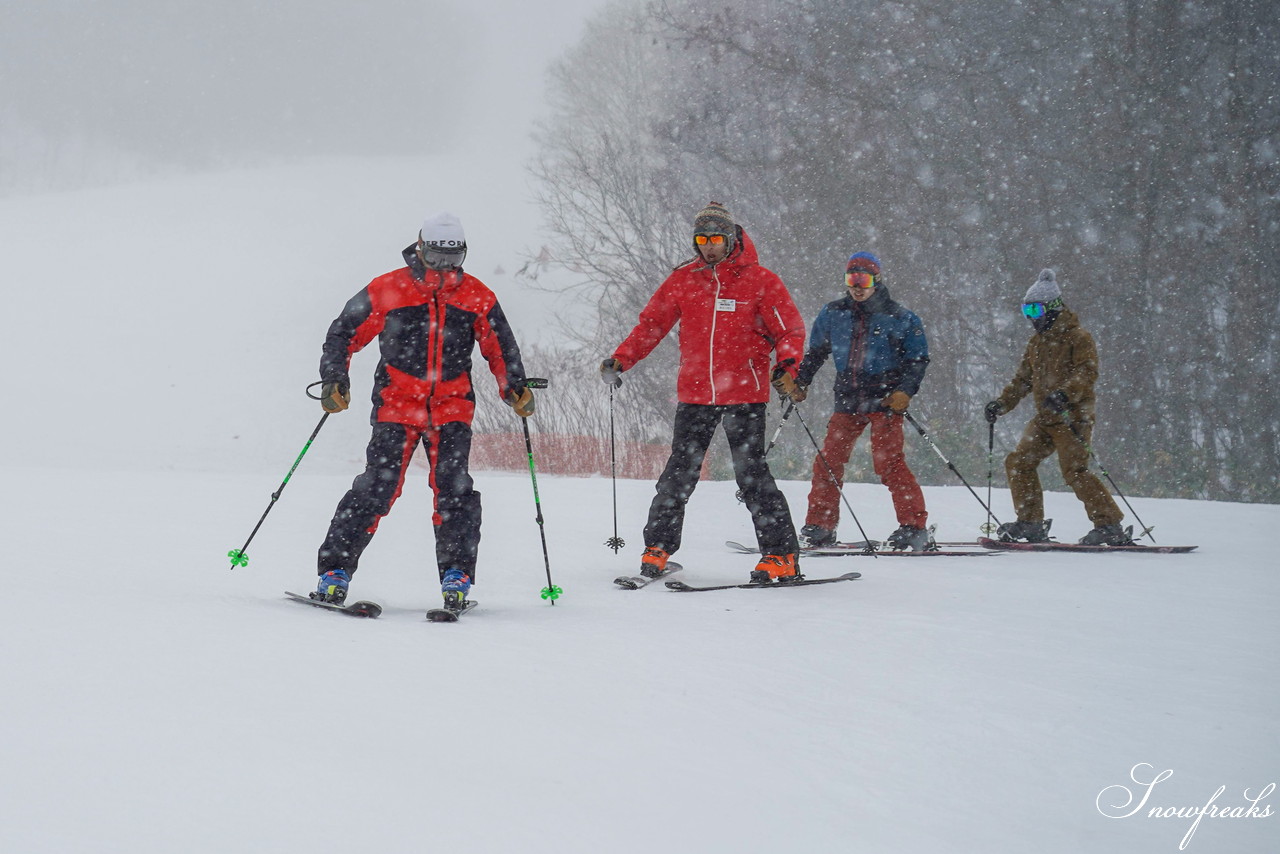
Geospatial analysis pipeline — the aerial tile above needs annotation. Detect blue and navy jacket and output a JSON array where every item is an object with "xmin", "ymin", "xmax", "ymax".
[{"xmin": 796, "ymin": 285, "xmax": 929, "ymax": 414}]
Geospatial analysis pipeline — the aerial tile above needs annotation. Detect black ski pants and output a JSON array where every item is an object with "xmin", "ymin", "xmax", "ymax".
[
  {"xmin": 318, "ymin": 420, "xmax": 482, "ymax": 582},
  {"xmin": 645, "ymin": 402, "xmax": 798, "ymax": 556}
]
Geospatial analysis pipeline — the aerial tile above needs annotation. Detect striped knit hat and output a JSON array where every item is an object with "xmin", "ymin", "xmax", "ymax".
[{"xmin": 693, "ymin": 201, "xmax": 735, "ymax": 236}]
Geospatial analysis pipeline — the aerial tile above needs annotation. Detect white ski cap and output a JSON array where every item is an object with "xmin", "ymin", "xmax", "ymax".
[{"xmin": 419, "ymin": 211, "xmax": 466, "ymax": 248}]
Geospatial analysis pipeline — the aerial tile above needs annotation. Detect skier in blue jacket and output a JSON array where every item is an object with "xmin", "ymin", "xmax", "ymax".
[{"xmin": 796, "ymin": 251, "xmax": 932, "ymax": 550}]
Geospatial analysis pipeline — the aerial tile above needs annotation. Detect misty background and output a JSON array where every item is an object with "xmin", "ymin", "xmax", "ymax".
[
  {"xmin": 0, "ymin": 0, "xmax": 602, "ymax": 180},
  {"xmin": 2, "ymin": 0, "xmax": 1277, "ymax": 503}
]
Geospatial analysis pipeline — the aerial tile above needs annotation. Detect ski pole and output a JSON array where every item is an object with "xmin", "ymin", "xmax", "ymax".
[
  {"xmin": 902, "ymin": 411, "xmax": 1005, "ymax": 529},
  {"xmin": 765, "ymin": 399, "xmax": 797, "ymax": 456},
  {"xmin": 790, "ymin": 403, "xmax": 876, "ymax": 554},
  {"xmin": 604, "ymin": 383, "xmax": 625, "ymax": 552},
  {"xmin": 227, "ymin": 410, "xmax": 329, "ymax": 569},
  {"xmin": 736, "ymin": 399, "xmax": 796, "ymax": 504},
  {"xmin": 983, "ymin": 419, "xmax": 996, "ymax": 535},
  {"xmin": 520, "ymin": 378, "xmax": 561, "ymax": 603},
  {"xmin": 1062, "ymin": 413, "xmax": 1156, "ymax": 543}
]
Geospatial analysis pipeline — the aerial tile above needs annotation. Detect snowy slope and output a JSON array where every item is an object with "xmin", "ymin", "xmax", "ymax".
[
  {"xmin": 2, "ymin": 165, "xmax": 1276, "ymax": 854},
  {"xmin": 3, "ymin": 467, "xmax": 1276, "ymax": 854}
]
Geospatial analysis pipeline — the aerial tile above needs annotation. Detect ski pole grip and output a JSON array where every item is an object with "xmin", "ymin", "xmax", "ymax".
[{"xmin": 525, "ymin": 377, "xmax": 550, "ymax": 389}]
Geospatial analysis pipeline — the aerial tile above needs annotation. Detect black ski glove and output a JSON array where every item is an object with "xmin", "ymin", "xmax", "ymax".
[
  {"xmin": 600, "ymin": 358, "xmax": 624, "ymax": 387},
  {"xmin": 984, "ymin": 400, "xmax": 1003, "ymax": 424}
]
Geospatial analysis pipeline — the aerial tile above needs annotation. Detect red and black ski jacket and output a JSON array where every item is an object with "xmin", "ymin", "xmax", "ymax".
[
  {"xmin": 320, "ymin": 245, "xmax": 527, "ymax": 429},
  {"xmin": 611, "ymin": 228, "xmax": 805, "ymax": 405}
]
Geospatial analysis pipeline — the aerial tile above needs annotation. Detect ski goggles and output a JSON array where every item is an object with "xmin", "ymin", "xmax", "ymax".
[
  {"xmin": 694, "ymin": 233, "xmax": 729, "ymax": 246},
  {"xmin": 419, "ymin": 242, "xmax": 467, "ymax": 270},
  {"xmin": 1021, "ymin": 297, "xmax": 1064, "ymax": 319},
  {"xmin": 845, "ymin": 270, "xmax": 876, "ymax": 289}
]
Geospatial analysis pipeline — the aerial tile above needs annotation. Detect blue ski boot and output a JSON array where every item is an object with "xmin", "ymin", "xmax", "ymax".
[
  {"xmin": 441, "ymin": 568, "xmax": 472, "ymax": 612},
  {"xmin": 312, "ymin": 569, "xmax": 350, "ymax": 604}
]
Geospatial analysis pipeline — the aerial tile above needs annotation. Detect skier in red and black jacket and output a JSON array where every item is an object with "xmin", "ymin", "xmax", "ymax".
[
  {"xmin": 312, "ymin": 211, "xmax": 532, "ymax": 613},
  {"xmin": 600, "ymin": 202, "xmax": 808, "ymax": 584}
]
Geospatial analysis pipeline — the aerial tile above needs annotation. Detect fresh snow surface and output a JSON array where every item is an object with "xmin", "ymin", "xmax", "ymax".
[
  {"xmin": 5, "ymin": 469, "xmax": 1277, "ymax": 854},
  {"xmin": 3, "ymin": 164, "xmax": 1277, "ymax": 853}
]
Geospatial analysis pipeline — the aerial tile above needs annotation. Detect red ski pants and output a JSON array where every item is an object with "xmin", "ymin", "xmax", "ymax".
[{"xmin": 805, "ymin": 411, "xmax": 927, "ymax": 531}]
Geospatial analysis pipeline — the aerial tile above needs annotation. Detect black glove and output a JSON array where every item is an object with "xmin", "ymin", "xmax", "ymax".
[
  {"xmin": 1043, "ymin": 390, "xmax": 1070, "ymax": 415},
  {"xmin": 600, "ymin": 358, "xmax": 623, "ymax": 387},
  {"xmin": 321, "ymin": 379, "xmax": 351, "ymax": 413},
  {"xmin": 984, "ymin": 400, "xmax": 1003, "ymax": 424}
]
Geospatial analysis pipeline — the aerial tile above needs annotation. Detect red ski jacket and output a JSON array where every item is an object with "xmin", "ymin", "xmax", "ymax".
[
  {"xmin": 612, "ymin": 229, "xmax": 805, "ymax": 405},
  {"xmin": 320, "ymin": 246, "xmax": 526, "ymax": 429}
]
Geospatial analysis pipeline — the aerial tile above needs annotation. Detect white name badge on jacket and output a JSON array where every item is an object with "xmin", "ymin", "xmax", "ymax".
[{"xmin": 715, "ymin": 299, "xmax": 737, "ymax": 312}]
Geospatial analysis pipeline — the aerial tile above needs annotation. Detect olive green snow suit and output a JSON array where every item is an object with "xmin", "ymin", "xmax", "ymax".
[{"xmin": 994, "ymin": 307, "xmax": 1123, "ymax": 527}]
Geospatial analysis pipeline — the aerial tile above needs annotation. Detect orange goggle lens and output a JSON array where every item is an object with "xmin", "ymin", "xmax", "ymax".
[
  {"xmin": 845, "ymin": 271, "xmax": 876, "ymax": 289},
  {"xmin": 694, "ymin": 233, "xmax": 727, "ymax": 246}
]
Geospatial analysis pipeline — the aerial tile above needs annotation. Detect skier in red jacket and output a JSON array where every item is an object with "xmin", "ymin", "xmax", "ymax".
[
  {"xmin": 312, "ymin": 212, "xmax": 533, "ymax": 614},
  {"xmin": 600, "ymin": 202, "xmax": 808, "ymax": 583}
]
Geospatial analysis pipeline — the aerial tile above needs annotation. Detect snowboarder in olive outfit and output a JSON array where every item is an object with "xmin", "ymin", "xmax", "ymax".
[{"xmin": 984, "ymin": 269, "xmax": 1129, "ymax": 546}]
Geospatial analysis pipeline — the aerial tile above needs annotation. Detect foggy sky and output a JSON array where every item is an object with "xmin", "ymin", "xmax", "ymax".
[{"xmin": 1, "ymin": 0, "xmax": 612, "ymax": 164}]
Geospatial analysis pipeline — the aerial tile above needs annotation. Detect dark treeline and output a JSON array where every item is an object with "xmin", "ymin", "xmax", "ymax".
[{"xmin": 525, "ymin": 0, "xmax": 1279, "ymax": 502}]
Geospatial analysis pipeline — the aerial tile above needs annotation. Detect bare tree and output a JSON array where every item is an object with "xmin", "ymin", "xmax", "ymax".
[{"xmin": 528, "ymin": 0, "xmax": 1280, "ymax": 500}]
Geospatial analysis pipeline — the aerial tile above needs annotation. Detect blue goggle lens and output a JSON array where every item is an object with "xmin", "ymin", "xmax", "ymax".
[{"xmin": 1022, "ymin": 297, "xmax": 1062, "ymax": 319}]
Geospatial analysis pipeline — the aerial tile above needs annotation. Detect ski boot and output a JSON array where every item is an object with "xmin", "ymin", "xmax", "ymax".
[
  {"xmin": 1078, "ymin": 524, "xmax": 1134, "ymax": 546},
  {"xmin": 639, "ymin": 547, "xmax": 671, "ymax": 579},
  {"xmin": 996, "ymin": 518, "xmax": 1052, "ymax": 543},
  {"xmin": 312, "ymin": 569, "xmax": 350, "ymax": 604},
  {"xmin": 441, "ymin": 568, "xmax": 472, "ymax": 612},
  {"xmin": 799, "ymin": 524, "xmax": 836, "ymax": 549},
  {"xmin": 886, "ymin": 524, "xmax": 932, "ymax": 552},
  {"xmin": 749, "ymin": 553, "xmax": 800, "ymax": 584}
]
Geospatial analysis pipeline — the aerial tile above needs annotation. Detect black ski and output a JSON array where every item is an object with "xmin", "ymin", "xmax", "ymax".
[
  {"xmin": 284, "ymin": 591, "xmax": 382, "ymax": 618},
  {"xmin": 726, "ymin": 539, "xmax": 873, "ymax": 554},
  {"xmin": 426, "ymin": 600, "xmax": 478, "ymax": 622},
  {"xmin": 978, "ymin": 537, "xmax": 1196, "ymax": 554},
  {"xmin": 665, "ymin": 571, "xmax": 861, "ymax": 592},
  {"xmin": 724, "ymin": 540, "xmax": 994, "ymax": 557},
  {"xmin": 614, "ymin": 561, "xmax": 684, "ymax": 590}
]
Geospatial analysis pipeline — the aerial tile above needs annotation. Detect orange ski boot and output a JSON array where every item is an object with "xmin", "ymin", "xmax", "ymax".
[{"xmin": 750, "ymin": 553, "xmax": 800, "ymax": 584}]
